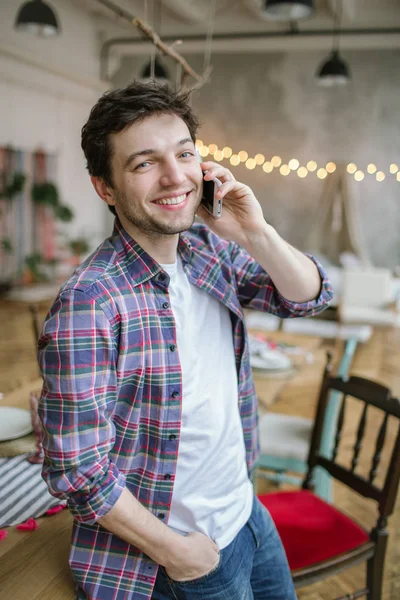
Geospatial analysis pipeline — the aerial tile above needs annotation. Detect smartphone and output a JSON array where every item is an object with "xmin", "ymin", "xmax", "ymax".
[{"xmin": 201, "ymin": 174, "xmax": 223, "ymax": 219}]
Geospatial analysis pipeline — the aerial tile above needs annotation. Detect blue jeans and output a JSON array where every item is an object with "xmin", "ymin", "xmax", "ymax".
[{"xmin": 151, "ymin": 495, "xmax": 297, "ymax": 600}]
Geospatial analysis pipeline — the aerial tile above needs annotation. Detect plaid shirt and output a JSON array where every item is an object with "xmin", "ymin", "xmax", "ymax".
[{"xmin": 38, "ymin": 219, "xmax": 332, "ymax": 600}]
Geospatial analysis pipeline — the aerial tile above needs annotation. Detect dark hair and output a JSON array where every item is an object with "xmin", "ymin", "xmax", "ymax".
[{"xmin": 81, "ymin": 81, "xmax": 200, "ymax": 215}]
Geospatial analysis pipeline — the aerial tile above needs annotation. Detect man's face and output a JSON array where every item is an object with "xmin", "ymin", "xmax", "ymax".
[{"xmin": 107, "ymin": 113, "xmax": 203, "ymax": 237}]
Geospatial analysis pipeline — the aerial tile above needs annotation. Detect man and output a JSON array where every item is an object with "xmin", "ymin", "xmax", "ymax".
[{"xmin": 38, "ymin": 82, "xmax": 332, "ymax": 600}]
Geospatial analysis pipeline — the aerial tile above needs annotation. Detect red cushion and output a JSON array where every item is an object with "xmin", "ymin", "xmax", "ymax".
[{"xmin": 258, "ymin": 490, "xmax": 369, "ymax": 570}]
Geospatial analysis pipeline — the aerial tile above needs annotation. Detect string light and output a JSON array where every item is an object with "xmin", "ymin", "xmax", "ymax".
[
  {"xmin": 288, "ymin": 159, "xmax": 299, "ymax": 171},
  {"xmin": 297, "ymin": 167, "xmax": 308, "ymax": 178},
  {"xmin": 262, "ymin": 161, "xmax": 273, "ymax": 173},
  {"xmin": 271, "ymin": 156, "xmax": 282, "ymax": 167},
  {"xmin": 245, "ymin": 158, "xmax": 256, "ymax": 170},
  {"xmin": 307, "ymin": 161, "xmax": 317, "ymax": 172},
  {"xmin": 354, "ymin": 170, "xmax": 364, "ymax": 182},
  {"xmin": 199, "ymin": 146, "xmax": 209, "ymax": 157},
  {"xmin": 197, "ymin": 141, "xmax": 398, "ymax": 183},
  {"xmin": 280, "ymin": 164, "xmax": 290, "ymax": 176},
  {"xmin": 347, "ymin": 163, "xmax": 357, "ymax": 174}
]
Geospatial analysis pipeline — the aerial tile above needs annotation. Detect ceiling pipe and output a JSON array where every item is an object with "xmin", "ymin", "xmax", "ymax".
[{"xmin": 100, "ymin": 27, "xmax": 400, "ymax": 80}]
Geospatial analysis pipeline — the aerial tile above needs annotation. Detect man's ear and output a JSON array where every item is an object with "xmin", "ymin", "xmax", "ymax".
[{"xmin": 91, "ymin": 177, "xmax": 116, "ymax": 209}]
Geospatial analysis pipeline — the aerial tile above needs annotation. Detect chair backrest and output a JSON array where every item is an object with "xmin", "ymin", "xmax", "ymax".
[{"xmin": 304, "ymin": 355, "xmax": 400, "ymax": 519}]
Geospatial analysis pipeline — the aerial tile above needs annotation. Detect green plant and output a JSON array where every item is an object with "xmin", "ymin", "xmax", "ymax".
[
  {"xmin": 31, "ymin": 181, "xmax": 74, "ymax": 222},
  {"xmin": 1, "ymin": 236, "xmax": 13, "ymax": 254},
  {"xmin": 54, "ymin": 204, "xmax": 74, "ymax": 222},
  {"xmin": 31, "ymin": 182, "xmax": 59, "ymax": 207},
  {"xmin": 69, "ymin": 238, "xmax": 90, "ymax": 256},
  {"xmin": 25, "ymin": 253, "xmax": 47, "ymax": 283},
  {"xmin": 0, "ymin": 172, "xmax": 26, "ymax": 200}
]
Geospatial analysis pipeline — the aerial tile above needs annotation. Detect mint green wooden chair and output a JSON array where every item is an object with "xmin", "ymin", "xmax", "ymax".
[{"xmin": 256, "ymin": 338, "xmax": 358, "ymax": 502}]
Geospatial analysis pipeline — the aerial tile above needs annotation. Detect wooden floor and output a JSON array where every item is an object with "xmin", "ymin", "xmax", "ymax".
[{"xmin": 0, "ymin": 299, "xmax": 399, "ymax": 600}]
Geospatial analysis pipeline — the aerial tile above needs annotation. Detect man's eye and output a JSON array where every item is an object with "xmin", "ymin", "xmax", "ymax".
[
  {"xmin": 135, "ymin": 161, "xmax": 151, "ymax": 169},
  {"xmin": 180, "ymin": 151, "xmax": 194, "ymax": 158}
]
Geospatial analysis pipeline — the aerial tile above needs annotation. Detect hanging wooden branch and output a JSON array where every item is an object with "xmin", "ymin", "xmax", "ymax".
[{"xmin": 94, "ymin": 0, "xmax": 212, "ymax": 88}]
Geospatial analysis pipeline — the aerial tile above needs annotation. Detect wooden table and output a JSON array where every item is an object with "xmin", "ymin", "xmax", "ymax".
[{"xmin": 249, "ymin": 330, "xmax": 323, "ymax": 412}]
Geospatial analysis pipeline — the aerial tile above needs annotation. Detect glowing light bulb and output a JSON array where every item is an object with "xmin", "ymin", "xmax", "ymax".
[
  {"xmin": 317, "ymin": 168, "xmax": 328, "ymax": 179},
  {"xmin": 347, "ymin": 163, "xmax": 357, "ymax": 174},
  {"xmin": 271, "ymin": 156, "xmax": 282, "ymax": 167},
  {"xmin": 326, "ymin": 162, "xmax": 336, "ymax": 173},
  {"xmin": 222, "ymin": 147, "xmax": 232, "ymax": 159},
  {"xmin": 208, "ymin": 144, "xmax": 218, "ymax": 155},
  {"xmin": 390, "ymin": 163, "xmax": 399, "ymax": 174},
  {"xmin": 367, "ymin": 164, "xmax": 377, "ymax": 174},
  {"xmin": 238, "ymin": 150, "xmax": 248, "ymax": 162},
  {"xmin": 297, "ymin": 167, "xmax": 308, "ymax": 178},
  {"xmin": 307, "ymin": 161, "xmax": 317, "ymax": 172},
  {"xmin": 245, "ymin": 158, "xmax": 256, "ymax": 170},
  {"xmin": 199, "ymin": 146, "xmax": 209, "ymax": 157},
  {"xmin": 255, "ymin": 153, "xmax": 265, "ymax": 165},
  {"xmin": 288, "ymin": 159, "xmax": 299, "ymax": 171},
  {"xmin": 214, "ymin": 150, "xmax": 224, "ymax": 162},
  {"xmin": 376, "ymin": 171, "xmax": 385, "ymax": 182},
  {"xmin": 397, "ymin": 172, "xmax": 400, "ymax": 182},
  {"xmin": 280, "ymin": 164, "xmax": 290, "ymax": 176},
  {"xmin": 354, "ymin": 171, "xmax": 364, "ymax": 182},
  {"xmin": 230, "ymin": 154, "xmax": 240, "ymax": 166},
  {"xmin": 195, "ymin": 139, "xmax": 203, "ymax": 148},
  {"xmin": 262, "ymin": 162, "xmax": 273, "ymax": 173}
]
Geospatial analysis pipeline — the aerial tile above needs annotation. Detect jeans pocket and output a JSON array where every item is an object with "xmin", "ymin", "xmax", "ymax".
[{"xmin": 168, "ymin": 552, "xmax": 222, "ymax": 587}]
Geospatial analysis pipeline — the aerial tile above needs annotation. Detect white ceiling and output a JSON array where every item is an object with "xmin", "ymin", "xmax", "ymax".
[
  {"xmin": 75, "ymin": 0, "xmax": 400, "ymax": 35},
  {"xmin": 71, "ymin": 0, "xmax": 400, "ymax": 64}
]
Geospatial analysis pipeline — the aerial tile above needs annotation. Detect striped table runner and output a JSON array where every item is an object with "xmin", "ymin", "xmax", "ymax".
[{"xmin": 0, "ymin": 454, "xmax": 64, "ymax": 527}]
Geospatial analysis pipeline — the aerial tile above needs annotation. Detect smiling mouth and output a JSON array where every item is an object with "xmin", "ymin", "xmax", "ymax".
[{"xmin": 152, "ymin": 192, "xmax": 189, "ymax": 206}]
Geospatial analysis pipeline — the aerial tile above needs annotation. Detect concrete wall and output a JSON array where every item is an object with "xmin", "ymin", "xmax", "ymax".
[
  {"xmin": 0, "ymin": 0, "xmax": 109, "ymax": 252},
  {"xmin": 114, "ymin": 49, "xmax": 400, "ymax": 267}
]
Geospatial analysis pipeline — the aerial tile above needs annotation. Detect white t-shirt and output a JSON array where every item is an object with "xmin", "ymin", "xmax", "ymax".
[{"xmin": 160, "ymin": 257, "xmax": 253, "ymax": 550}]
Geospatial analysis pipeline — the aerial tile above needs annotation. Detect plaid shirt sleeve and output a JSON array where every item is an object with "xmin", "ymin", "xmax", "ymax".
[
  {"xmin": 228, "ymin": 242, "xmax": 333, "ymax": 317},
  {"xmin": 38, "ymin": 288, "xmax": 126, "ymax": 525}
]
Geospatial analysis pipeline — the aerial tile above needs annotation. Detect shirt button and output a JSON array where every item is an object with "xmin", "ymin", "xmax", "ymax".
[
  {"xmin": 169, "ymin": 344, "xmax": 176, "ymax": 352},
  {"xmin": 169, "ymin": 434, "xmax": 177, "ymax": 441},
  {"xmin": 158, "ymin": 273, "xmax": 166, "ymax": 282},
  {"xmin": 171, "ymin": 391, "xmax": 179, "ymax": 398},
  {"xmin": 164, "ymin": 473, "xmax": 171, "ymax": 480},
  {"xmin": 162, "ymin": 302, "xmax": 169, "ymax": 309},
  {"xmin": 158, "ymin": 513, "xmax": 165, "ymax": 520}
]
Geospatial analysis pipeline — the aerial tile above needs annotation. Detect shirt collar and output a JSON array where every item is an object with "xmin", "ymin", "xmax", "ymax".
[{"xmin": 110, "ymin": 218, "xmax": 194, "ymax": 287}]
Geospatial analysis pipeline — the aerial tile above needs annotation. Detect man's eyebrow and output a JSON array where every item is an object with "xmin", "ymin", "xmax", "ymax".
[{"xmin": 123, "ymin": 138, "xmax": 194, "ymax": 169}]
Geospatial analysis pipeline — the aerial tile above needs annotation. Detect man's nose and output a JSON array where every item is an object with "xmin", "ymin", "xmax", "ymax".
[{"xmin": 159, "ymin": 159, "xmax": 186, "ymax": 187}]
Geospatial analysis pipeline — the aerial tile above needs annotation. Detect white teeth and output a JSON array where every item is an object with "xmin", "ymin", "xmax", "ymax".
[{"xmin": 154, "ymin": 193, "xmax": 187, "ymax": 206}]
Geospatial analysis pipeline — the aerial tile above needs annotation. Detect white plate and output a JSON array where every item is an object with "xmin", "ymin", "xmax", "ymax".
[{"xmin": 0, "ymin": 407, "xmax": 33, "ymax": 441}]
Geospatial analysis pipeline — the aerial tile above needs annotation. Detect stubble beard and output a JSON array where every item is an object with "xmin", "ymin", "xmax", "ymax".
[{"xmin": 116, "ymin": 189, "xmax": 201, "ymax": 238}]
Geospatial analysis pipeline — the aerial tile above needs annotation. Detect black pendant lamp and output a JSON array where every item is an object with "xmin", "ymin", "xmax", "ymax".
[
  {"xmin": 263, "ymin": 0, "xmax": 314, "ymax": 21},
  {"xmin": 15, "ymin": 0, "xmax": 60, "ymax": 37},
  {"xmin": 316, "ymin": 0, "xmax": 350, "ymax": 86}
]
